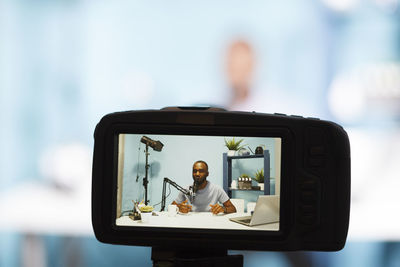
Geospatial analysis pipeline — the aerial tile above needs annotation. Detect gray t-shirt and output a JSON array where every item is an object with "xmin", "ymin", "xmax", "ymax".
[{"xmin": 174, "ymin": 181, "xmax": 229, "ymax": 212}]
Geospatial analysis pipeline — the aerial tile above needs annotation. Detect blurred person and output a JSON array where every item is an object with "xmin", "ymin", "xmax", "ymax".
[
  {"xmin": 223, "ymin": 38, "xmax": 314, "ymax": 267},
  {"xmin": 224, "ymin": 39, "xmax": 314, "ymax": 117},
  {"xmin": 226, "ymin": 40, "xmax": 255, "ymax": 110}
]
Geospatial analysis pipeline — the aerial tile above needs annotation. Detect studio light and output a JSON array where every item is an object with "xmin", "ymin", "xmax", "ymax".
[{"xmin": 140, "ymin": 136, "xmax": 164, "ymax": 151}]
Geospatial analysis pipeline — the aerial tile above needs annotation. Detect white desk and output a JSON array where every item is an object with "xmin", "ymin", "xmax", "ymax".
[
  {"xmin": 0, "ymin": 182, "xmax": 93, "ymax": 236},
  {"xmin": 116, "ymin": 212, "xmax": 279, "ymax": 231},
  {"xmin": 0, "ymin": 182, "xmax": 93, "ymax": 267}
]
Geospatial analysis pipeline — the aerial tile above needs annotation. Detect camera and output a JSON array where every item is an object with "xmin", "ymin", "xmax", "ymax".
[{"xmin": 92, "ymin": 107, "xmax": 350, "ymax": 251}]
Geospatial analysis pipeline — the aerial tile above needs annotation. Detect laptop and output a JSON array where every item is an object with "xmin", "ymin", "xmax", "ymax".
[{"xmin": 229, "ymin": 195, "xmax": 280, "ymax": 227}]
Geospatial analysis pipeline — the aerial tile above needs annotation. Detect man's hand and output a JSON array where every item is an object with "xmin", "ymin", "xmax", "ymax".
[
  {"xmin": 176, "ymin": 200, "xmax": 192, "ymax": 214},
  {"xmin": 209, "ymin": 203, "xmax": 225, "ymax": 214}
]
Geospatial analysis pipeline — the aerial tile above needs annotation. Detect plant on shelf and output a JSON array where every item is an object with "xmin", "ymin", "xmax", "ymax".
[
  {"xmin": 253, "ymin": 169, "xmax": 264, "ymax": 183},
  {"xmin": 253, "ymin": 169, "xmax": 265, "ymax": 191},
  {"xmin": 224, "ymin": 137, "xmax": 246, "ymax": 156}
]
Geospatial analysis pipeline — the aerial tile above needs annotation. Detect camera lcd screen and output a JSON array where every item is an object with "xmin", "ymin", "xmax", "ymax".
[{"xmin": 115, "ymin": 134, "xmax": 281, "ymax": 232}]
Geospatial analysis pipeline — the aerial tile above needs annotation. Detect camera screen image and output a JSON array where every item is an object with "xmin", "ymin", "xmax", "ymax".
[{"xmin": 115, "ymin": 133, "xmax": 281, "ymax": 232}]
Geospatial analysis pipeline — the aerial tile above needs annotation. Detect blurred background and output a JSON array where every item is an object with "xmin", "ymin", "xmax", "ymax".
[{"xmin": 1, "ymin": 0, "xmax": 400, "ymax": 266}]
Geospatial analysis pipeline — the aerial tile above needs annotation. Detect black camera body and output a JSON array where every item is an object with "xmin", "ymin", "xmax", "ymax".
[{"xmin": 92, "ymin": 107, "xmax": 350, "ymax": 251}]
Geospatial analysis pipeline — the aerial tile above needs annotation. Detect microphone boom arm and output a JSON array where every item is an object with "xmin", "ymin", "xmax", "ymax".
[{"xmin": 160, "ymin": 177, "xmax": 193, "ymax": 212}]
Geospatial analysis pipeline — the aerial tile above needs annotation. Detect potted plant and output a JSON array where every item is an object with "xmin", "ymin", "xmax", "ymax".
[
  {"xmin": 253, "ymin": 168, "xmax": 265, "ymax": 191},
  {"xmin": 224, "ymin": 137, "xmax": 245, "ymax": 156}
]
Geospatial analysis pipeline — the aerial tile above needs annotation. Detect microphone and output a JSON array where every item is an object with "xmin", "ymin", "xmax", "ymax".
[
  {"xmin": 188, "ymin": 182, "xmax": 198, "ymax": 203},
  {"xmin": 192, "ymin": 181, "xmax": 199, "ymax": 194}
]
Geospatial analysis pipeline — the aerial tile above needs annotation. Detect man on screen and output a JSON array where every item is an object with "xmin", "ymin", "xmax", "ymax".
[{"xmin": 172, "ymin": 160, "xmax": 236, "ymax": 214}]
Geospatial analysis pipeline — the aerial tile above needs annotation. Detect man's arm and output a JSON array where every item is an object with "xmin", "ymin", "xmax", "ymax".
[
  {"xmin": 209, "ymin": 200, "xmax": 236, "ymax": 214},
  {"xmin": 172, "ymin": 200, "xmax": 192, "ymax": 213},
  {"xmin": 222, "ymin": 199, "xmax": 236, "ymax": 214}
]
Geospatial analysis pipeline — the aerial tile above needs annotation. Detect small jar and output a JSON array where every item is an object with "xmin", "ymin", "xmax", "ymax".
[
  {"xmin": 231, "ymin": 180, "xmax": 237, "ymax": 189},
  {"xmin": 238, "ymin": 177, "xmax": 244, "ymax": 189}
]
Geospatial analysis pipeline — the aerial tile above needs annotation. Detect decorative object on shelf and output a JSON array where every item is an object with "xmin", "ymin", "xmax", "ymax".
[
  {"xmin": 239, "ymin": 174, "xmax": 252, "ymax": 189},
  {"xmin": 238, "ymin": 147, "xmax": 251, "ymax": 156},
  {"xmin": 255, "ymin": 145, "xmax": 266, "ymax": 155},
  {"xmin": 258, "ymin": 183, "xmax": 264, "ymax": 191},
  {"xmin": 246, "ymin": 177, "xmax": 252, "ymax": 189},
  {"xmin": 224, "ymin": 137, "xmax": 246, "ymax": 156},
  {"xmin": 253, "ymin": 168, "xmax": 265, "ymax": 191},
  {"xmin": 247, "ymin": 145, "xmax": 266, "ymax": 155},
  {"xmin": 231, "ymin": 179, "xmax": 237, "ymax": 189},
  {"xmin": 238, "ymin": 177, "xmax": 244, "ymax": 189}
]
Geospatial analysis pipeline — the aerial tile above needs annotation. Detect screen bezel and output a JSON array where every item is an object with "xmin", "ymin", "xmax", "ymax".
[{"xmin": 95, "ymin": 122, "xmax": 295, "ymax": 249}]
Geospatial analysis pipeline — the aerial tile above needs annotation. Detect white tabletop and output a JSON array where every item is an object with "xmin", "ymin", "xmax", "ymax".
[
  {"xmin": 116, "ymin": 212, "xmax": 280, "ymax": 231},
  {"xmin": 0, "ymin": 182, "xmax": 93, "ymax": 236}
]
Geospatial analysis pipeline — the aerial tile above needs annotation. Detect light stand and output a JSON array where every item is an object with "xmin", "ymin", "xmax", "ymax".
[
  {"xmin": 140, "ymin": 136, "xmax": 163, "ymax": 205},
  {"xmin": 143, "ymin": 144, "xmax": 150, "ymax": 205}
]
